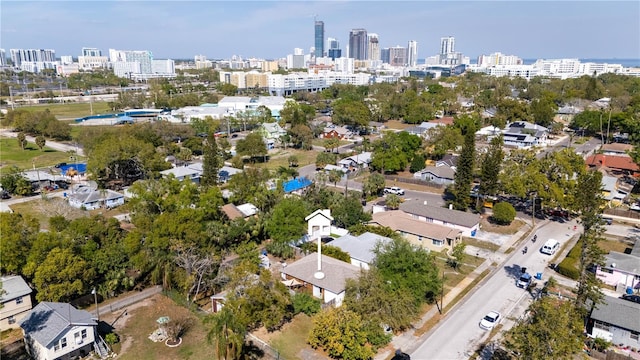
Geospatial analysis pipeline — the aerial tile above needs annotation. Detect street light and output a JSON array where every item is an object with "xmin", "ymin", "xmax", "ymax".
[{"xmin": 92, "ymin": 288, "xmax": 100, "ymax": 321}]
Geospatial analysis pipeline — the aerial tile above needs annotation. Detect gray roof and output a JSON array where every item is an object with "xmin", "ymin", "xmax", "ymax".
[
  {"xmin": 328, "ymin": 232, "xmax": 393, "ymax": 264},
  {"xmin": 604, "ymin": 251, "xmax": 640, "ymax": 275},
  {"xmin": 68, "ymin": 189, "xmax": 124, "ymax": 205},
  {"xmin": 590, "ymin": 296, "xmax": 640, "ymax": 333},
  {"xmin": 399, "ymin": 200, "xmax": 480, "ymax": 228},
  {"xmin": 20, "ymin": 302, "xmax": 96, "ymax": 347},
  {"xmin": 281, "ymin": 254, "xmax": 360, "ymax": 294},
  {"xmin": 0, "ymin": 275, "xmax": 32, "ymax": 302},
  {"xmin": 420, "ymin": 165, "xmax": 455, "ymax": 180}
]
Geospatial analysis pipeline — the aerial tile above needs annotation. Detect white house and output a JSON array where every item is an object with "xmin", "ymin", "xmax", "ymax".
[
  {"xmin": 328, "ymin": 232, "xmax": 392, "ymax": 270},
  {"xmin": 20, "ymin": 302, "xmax": 106, "ymax": 360},
  {"xmin": 337, "ymin": 152, "xmax": 372, "ymax": 172},
  {"xmin": 413, "ymin": 165, "xmax": 456, "ymax": 185},
  {"xmin": 596, "ymin": 241, "xmax": 640, "ymax": 292},
  {"xmin": 68, "ymin": 188, "xmax": 125, "ymax": 210},
  {"xmin": 0, "ymin": 275, "xmax": 33, "ymax": 331},
  {"xmin": 280, "ymin": 254, "xmax": 360, "ymax": 307},
  {"xmin": 588, "ymin": 296, "xmax": 640, "ymax": 349},
  {"xmin": 399, "ymin": 200, "xmax": 481, "ymax": 237},
  {"xmin": 305, "ymin": 209, "xmax": 333, "ymax": 239}
]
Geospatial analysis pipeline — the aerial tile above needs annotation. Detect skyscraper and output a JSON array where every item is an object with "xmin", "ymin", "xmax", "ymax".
[
  {"xmin": 440, "ymin": 36, "xmax": 455, "ymax": 55},
  {"xmin": 407, "ymin": 40, "xmax": 418, "ymax": 67},
  {"xmin": 389, "ymin": 46, "xmax": 407, "ymax": 67},
  {"xmin": 327, "ymin": 37, "xmax": 342, "ymax": 60},
  {"xmin": 367, "ymin": 33, "xmax": 380, "ymax": 61},
  {"xmin": 314, "ymin": 20, "xmax": 325, "ymax": 58},
  {"xmin": 348, "ymin": 28, "xmax": 368, "ymax": 60}
]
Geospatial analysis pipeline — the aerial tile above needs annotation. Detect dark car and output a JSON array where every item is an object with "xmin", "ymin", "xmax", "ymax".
[
  {"xmin": 54, "ymin": 162, "xmax": 67, "ymax": 168},
  {"xmin": 1, "ymin": 191, "xmax": 11, "ymax": 199},
  {"xmin": 621, "ymin": 294, "xmax": 640, "ymax": 304},
  {"xmin": 55, "ymin": 180, "xmax": 69, "ymax": 190}
]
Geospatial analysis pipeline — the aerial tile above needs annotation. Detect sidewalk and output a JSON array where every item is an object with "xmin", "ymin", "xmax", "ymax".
[{"xmin": 89, "ymin": 285, "xmax": 162, "ymax": 319}]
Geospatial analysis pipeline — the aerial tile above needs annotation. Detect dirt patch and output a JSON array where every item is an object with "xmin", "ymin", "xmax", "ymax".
[{"xmin": 480, "ymin": 218, "xmax": 526, "ymax": 235}]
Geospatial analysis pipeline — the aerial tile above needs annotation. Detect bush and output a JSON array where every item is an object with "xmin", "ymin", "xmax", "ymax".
[
  {"xmin": 567, "ymin": 240, "xmax": 582, "ymax": 259},
  {"xmin": 557, "ymin": 258, "xmax": 580, "ymax": 280},
  {"xmin": 105, "ymin": 333, "xmax": 119, "ymax": 345},
  {"xmin": 491, "ymin": 202, "xmax": 516, "ymax": 225},
  {"xmin": 292, "ymin": 293, "xmax": 321, "ymax": 316}
]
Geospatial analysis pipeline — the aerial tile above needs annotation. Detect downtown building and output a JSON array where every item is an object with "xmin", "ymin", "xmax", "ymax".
[
  {"xmin": 349, "ymin": 28, "xmax": 368, "ymax": 60},
  {"xmin": 314, "ymin": 20, "xmax": 324, "ymax": 58},
  {"xmin": 9, "ymin": 48, "xmax": 57, "ymax": 72},
  {"xmin": 109, "ymin": 48, "xmax": 175, "ymax": 80},
  {"xmin": 327, "ymin": 37, "xmax": 342, "ymax": 60}
]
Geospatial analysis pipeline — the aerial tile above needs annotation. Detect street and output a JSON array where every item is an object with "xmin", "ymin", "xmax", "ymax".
[{"xmin": 410, "ymin": 220, "xmax": 581, "ymax": 360}]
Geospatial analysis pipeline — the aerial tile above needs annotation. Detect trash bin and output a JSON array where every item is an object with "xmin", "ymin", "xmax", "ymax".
[
  {"xmin": 63, "ymin": 192, "xmax": 67, "ymax": 197},
  {"xmin": 536, "ymin": 272, "xmax": 543, "ymax": 280},
  {"xmin": 627, "ymin": 287, "xmax": 634, "ymax": 295}
]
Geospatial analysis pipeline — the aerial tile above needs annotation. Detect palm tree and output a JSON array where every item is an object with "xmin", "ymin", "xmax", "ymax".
[
  {"xmin": 328, "ymin": 169, "xmax": 343, "ymax": 187},
  {"xmin": 206, "ymin": 307, "xmax": 246, "ymax": 360}
]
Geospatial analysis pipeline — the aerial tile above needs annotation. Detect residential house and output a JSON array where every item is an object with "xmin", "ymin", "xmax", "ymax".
[
  {"xmin": 600, "ymin": 143, "xmax": 634, "ymax": 157},
  {"xmin": 327, "ymin": 232, "xmax": 393, "ymax": 270},
  {"xmin": 322, "ymin": 125, "xmax": 353, "ymax": 140},
  {"xmin": 586, "ymin": 154, "xmax": 640, "ymax": 177},
  {"xmin": 283, "ymin": 177, "xmax": 313, "ymax": 194},
  {"xmin": 399, "ymin": 200, "xmax": 481, "ymax": 237},
  {"xmin": 0, "ymin": 276, "xmax": 33, "ymax": 331},
  {"xmin": 370, "ymin": 210, "xmax": 462, "ymax": 253},
  {"xmin": 257, "ymin": 122, "xmax": 287, "ymax": 142},
  {"xmin": 305, "ymin": 209, "xmax": 333, "ymax": 239},
  {"xmin": 502, "ymin": 121, "xmax": 549, "ymax": 149},
  {"xmin": 601, "ymin": 174, "xmax": 627, "ymax": 206},
  {"xmin": 221, "ymin": 203, "xmax": 259, "ymax": 220},
  {"xmin": 555, "ymin": 105, "xmax": 582, "ymax": 124},
  {"xmin": 68, "ymin": 188, "xmax": 124, "ymax": 210},
  {"xmin": 413, "ymin": 165, "xmax": 455, "ymax": 185},
  {"xmin": 404, "ymin": 125, "xmax": 430, "ymax": 138},
  {"xmin": 160, "ymin": 163, "xmax": 243, "ymax": 183},
  {"xmin": 280, "ymin": 253, "xmax": 360, "ymax": 307},
  {"xmin": 337, "ymin": 152, "xmax": 372, "ymax": 172},
  {"xmin": 596, "ymin": 240, "xmax": 640, "ymax": 292},
  {"xmin": 587, "ymin": 296, "xmax": 640, "ymax": 349},
  {"xmin": 20, "ymin": 302, "xmax": 105, "ymax": 360}
]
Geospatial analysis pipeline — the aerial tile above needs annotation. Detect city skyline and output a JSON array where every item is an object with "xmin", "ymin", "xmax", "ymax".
[{"xmin": 2, "ymin": 1, "xmax": 639, "ymax": 60}]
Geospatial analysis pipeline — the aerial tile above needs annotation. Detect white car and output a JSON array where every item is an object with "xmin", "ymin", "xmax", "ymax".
[
  {"xmin": 384, "ymin": 186, "xmax": 405, "ymax": 195},
  {"xmin": 479, "ymin": 311, "xmax": 501, "ymax": 330}
]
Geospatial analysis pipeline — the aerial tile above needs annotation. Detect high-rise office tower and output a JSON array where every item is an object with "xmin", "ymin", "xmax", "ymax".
[
  {"xmin": 348, "ymin": 28, "xmax": 368, "ymax": 60},
  {"xmin": 82, "ymin": 47, "xmax": 102, "ymax": 57},
  {"xmin": 314, "ymin": 20, "xmax": 325, "ymax": 58},
  {"xmin": 327, "ymin": 37, "xmax": 342, "ymax": 60},
  {"xmin": 407, "ymin": 40, "xmax": 418, "ymax": 67},
  {"xmin": 367, "ymin": 33, "xmax": 380, "ymax": 61},
  {"xmin": 389, "ymin": 46, "xmax": 407, "ymax": 67},
  {"xmin": 440, "ymin": 36, "xmax": 455, "ymax": 55}
]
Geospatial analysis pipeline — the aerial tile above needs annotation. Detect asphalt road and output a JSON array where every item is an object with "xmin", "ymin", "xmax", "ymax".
[{"xmin": 410, "ymin": 220, "xmax": 581, "ymax": 360}]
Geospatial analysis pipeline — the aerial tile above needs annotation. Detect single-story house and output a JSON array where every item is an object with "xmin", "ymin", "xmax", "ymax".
[
  {"xmin": 20, "ymin": 302, "xmax": 105, "ymax": 360},
  {"xmin": 601, "ymin": 174, "xmax": 627, "ymax": 206},
  {"xmin": 370, "ymin": 210, "xmax": 462, "ymax": 253},
  {"xmin": 221, "ymin": 203, "xmax": 259, "ymax": 220},
  {"xmin": 160, "ymin": 163, "xmax": 243, "ymax": 183},
  {"xmin": 399, "ymin": 200, "xmax": 481, "ymax": 237},
  {"xmin": 337, "ymin": 152, "xmax": 372, "ymax": 172},
  {"xmin": 257, "ymin": 122, "xmax": 287, "ymax": 141},
  {"xmin": 587, "ymin": 296, "xmax": 640, "ymax": 349},
  {"xmin": 413, "ymin": 165, "xmax": 455, "ymax": 185},
  {"xmin": 600, "ymin": 143, "xmax": 634, "ymax": 157},
  {"xmin": 0, "ymin": 275, "xmax": 33, "ymax": 331},
  {"xmin": 328, "ymin": 232, "xmax": 393, "ymax": 270},
  {"xmin": 283, "ymin": 177, "xmax": 313, "ymax": 194},
  {"xmin": 68, "ymin": 188, "xmax": 125, "ymax": 210},
  {"xmin": 586, "ymin": 154, "xmax": 640, "ymax": 177},
  {"xmin": 280, "ymin": 253, "xmax": 360, "ymax": 307},
  {"xmin": 404, "ymin": 125, "xmax": 430, "ymax": 137},
  {"xmin": 322, "ymin": 125, "xmax": 353, "ymax": 140},
  {"xmin": 596, "ymin": 241, "xmax": 640, "ymax": 292}
]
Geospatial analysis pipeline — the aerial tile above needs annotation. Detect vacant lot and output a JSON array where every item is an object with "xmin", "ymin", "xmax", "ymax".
[
  {"xmin": 108, "ymin": 294, "xmax": 215, "ymax": 360},
  {"xmin": 13, "ymin": 102, "xmax": 112, "ymax": 119},
  {"xmin": 0, "ymin": 138, "xmax": 80, "ymax": 171},
  {"xmin": 9, "ymin": 197, "xmax": 87, "ymax": 230}
]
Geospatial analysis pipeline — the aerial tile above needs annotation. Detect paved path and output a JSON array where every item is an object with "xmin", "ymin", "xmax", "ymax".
[
  {"xmin": 90, "ymin": 285, "xmax": 163, "ymax": 320},
  {"xmin": 0, "ymin": 129, "xmax": 84, "ymax": 156}
]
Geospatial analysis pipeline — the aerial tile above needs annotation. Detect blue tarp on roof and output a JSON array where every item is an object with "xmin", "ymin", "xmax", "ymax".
[{"xmin": 283, "ymin": 177, "xmax": 312, "ymax": 193}]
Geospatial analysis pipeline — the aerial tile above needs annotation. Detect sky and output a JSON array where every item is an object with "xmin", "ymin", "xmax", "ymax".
[{"xmin": 2, "ymin": 1, "xmax": 639, "ymax": 61}]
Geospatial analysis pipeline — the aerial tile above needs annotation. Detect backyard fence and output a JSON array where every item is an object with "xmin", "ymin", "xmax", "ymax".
[{"xmin": 246, "ymin": 333, "xmax": 282, "ymax": 360}]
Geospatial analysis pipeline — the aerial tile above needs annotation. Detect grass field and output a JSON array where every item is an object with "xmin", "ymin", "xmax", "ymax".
[
  {"xmin": 264, "ymin": 314, "xmax": 315, "ymax": 359},
  {"xmin": 255, "ymin": 148, "xmax": 320, "ymax": 170},
  {"xmin": 0, "ymin": 138, "xmax": 83, "ymax": 171},
  {"xmin": 9, "ymin": 197, "xmax": 87, "ymax": 230},
  {"xmin": 12, "ymin": 102, "xmax": 112, "ymax": 119}
]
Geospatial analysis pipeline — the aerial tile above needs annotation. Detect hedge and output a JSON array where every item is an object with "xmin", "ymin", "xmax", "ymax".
[{"xmin": 557, "ymin": 257, "xmax": 580, "ymax": 280}]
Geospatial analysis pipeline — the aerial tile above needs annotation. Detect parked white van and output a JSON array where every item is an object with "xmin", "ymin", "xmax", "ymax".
[{"xmin": 541, "ymin": 239, "xmax": 560, "ymax": 255}]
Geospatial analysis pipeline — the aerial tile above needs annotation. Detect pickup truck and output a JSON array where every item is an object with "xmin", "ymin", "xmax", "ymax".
[{"xmin": 384, "ymin": 186, "xmax": 405, "ymax": 196}]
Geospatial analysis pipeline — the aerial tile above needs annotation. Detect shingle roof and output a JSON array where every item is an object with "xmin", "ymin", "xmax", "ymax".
[
  {"xmin": 600, "ymin": 143, "xmax": 633, "ymax": 154},
  {"xmin": 221, "ymin": 204, "xmax": 244, "ymax": 220},
  {"xmin": 590, "ymin": 296, "xmax": 640, "ymax": 333},
  {"xmin": 586, "ymin": 154, "xmax": 640, "ymax": 172},
  {"xmin": 399, "ymin": 200, "xmax": 480, "ymax": 228},
  {"xmin": 0, "ymin": 275, "xmax": 32, "ymax": 302},
  {"xmin": 371, "ymin": 210, "xmax": 462, "ymax": 241},
  {"xmin": 604, "ymin": 251, "xmax": 640, "ymax": 275},
  {"xmin": 20, "ymin": 302, "xmax": 96, "ymax": 347},
  {"xmin": 281, "ymin": 254, "xmax": 360, "ymax": 294},
  {"xmin": 420, "ymin": 165, "xmax": 455, "ymax": 180},
  {"xmin": 68, "ymin": 189, "xmax": 124, "ymax": 205},
  {"xmin": 328, "ymin": 232, "xmax": 393, "ymax": 264}
]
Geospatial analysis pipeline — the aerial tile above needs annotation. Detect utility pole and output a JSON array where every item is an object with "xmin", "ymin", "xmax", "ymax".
[
  {"xmin": 9, "ymin": 86, "xmax": 14, "ymax": 110},
  {"xmin": 606, "ymin": 106, "xmax": 612, "ymax": 145},
  {"xmin": 531, "ymin": 192, "xmax": 536, "ymax": 227}
]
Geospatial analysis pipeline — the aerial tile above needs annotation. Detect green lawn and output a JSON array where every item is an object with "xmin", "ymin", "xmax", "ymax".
[
  {"xmin": 0, "ymin": 138, "xmax": 84, "ymax": 171},
  {"xmin": 11, "ymin": 102, "xmax": 112, "ymax": 120},
  {"xmin": 254, "ymin": 148, "xmax": 320, "ymax": 170},
  {"xmin": 269, "ymin": 314, "xmax": 315, "ymax": 359}
]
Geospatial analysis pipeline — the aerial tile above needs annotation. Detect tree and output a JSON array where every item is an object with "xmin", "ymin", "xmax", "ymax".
[
  {"xmin": 530, "ymin": 92, "xmax": 558, "ymax": 127},
  {"xmin": 316, "ymin": 152, "xmax": 337, "ymax": 169},
  {"xmin": 0, "ymin": 166, "xmax": 32, "ymax": 195},
  {"xmin": 0, "ymin": 213, "xmax": 39, "ymax": 274},
  {"xmin": 345, "ymin": 268, "xmax": 418, "ymax": 333},
  {"xmin": 201, "ymin": 132, "xmax": 222, "ymax": 187},
  {"xmin": 451, "ymin": 126, "xmax": 476, "ymax": 211},
  {"xmin": 332, "ymin": 98, "xmax": 371, "ymax": 129},
  {"xmin": 308, "ymin": 307, "xmax": 375, "ymax": 360},
  {"xmin": 235, "ymin": 132, "xmax": 267, "ymax": 162},
  {"xmin": 491, "ymin": 202, "xmax": 516, "ymax": 225},
  {"xmin": 324, "ymin": 137, "xmax": 341, "ymax": 153},
  {"xmin": 374, "ymin": 238, "xmax": 442, "ymax": 305},
  {"xmin": 33, "ymin": 247, "xmax": 95, "ymax": 302},
  {"xmin": 288, "ymin": 155, "xmax": 299, "ymax": 167},
  {"xmin": 328, "ymin": 169, "xmax": 343, "ymax": 187},
  {"xmin": 385, "ymin": 194, "xmax": 401, "ymax": 210},
  {"xmin": 218, "ymin": 83, "xmax": 238, "ymax": 96},
  {"xmin": 447, "ymin": 242, "xmax": 466, "ymax": 270},
  {"xmin": 17, "ymin": 132, "xmax": 27, "ymax": 150},
  {"xmin": 332, "ymin": 193, "xmax": 371, "ymax": 228},
  {"xmin": 205, "ymin": 307, "xmax": 246, "ymax": 360},
  {"xmin": 292, "ymin": 293, "xmax": 321, "ymax": 316},
  {"xmin": 35, "ymin": 135, "xmax": 46, "ymax": 151},
  {"xmin": 479, "ymin": 135, "xmax": 504, "ymax": 197},
  {"xmin": 504, "ymin": 297, "xmax": 583, "ymax": 360},
  {"xmin": 265, "ymin": 197, "xmax": 309, "ymax": 258},
  {"xmin": 363, "ymin": 173, "xmax": 385, "ymax": 198},
  {"xmin": 289, "ymin": 124, "xmax": 313, "ymax": 149},
  {"xmin": 573, "ymin": 170, "xmax": 606, "ymax": 311}
]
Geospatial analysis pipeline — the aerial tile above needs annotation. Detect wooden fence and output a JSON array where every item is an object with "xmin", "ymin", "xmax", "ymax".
[{"xmin": 603, "ymin": 208, "xmax": 640, "ymax": 220}]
